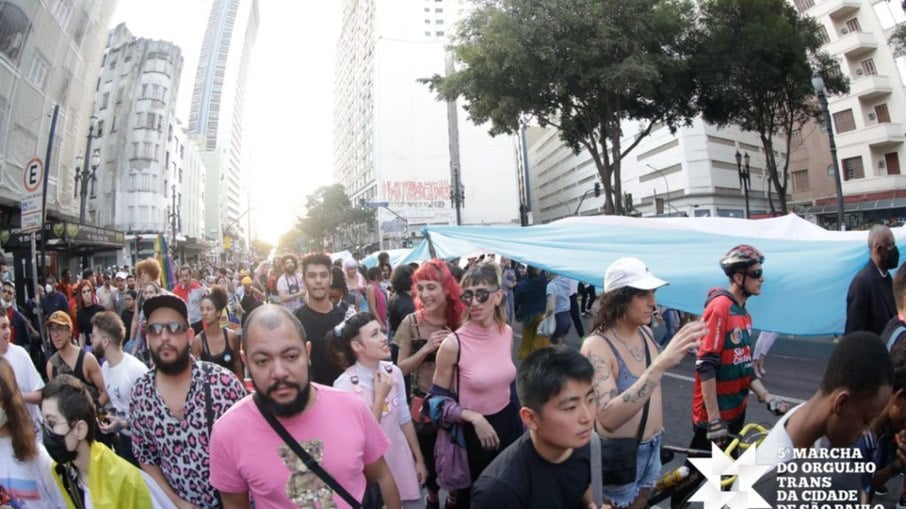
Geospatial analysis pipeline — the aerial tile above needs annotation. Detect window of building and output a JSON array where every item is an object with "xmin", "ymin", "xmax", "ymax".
[
  {"xmin": 842, "ymin": 156, "xmax": 864, "ymax": 180},
  {"xmin": 792, "ymin": 0, "xmax": 814, "ymax": 12},
  {"xmin": 861, "ymin": 58, "xmax": 877, "ymax": 76},
  {"xmin": 131, "ymin": 142, "xmax": 139, "ymax": 159},
  {"xmin": 832, "ymin": 109, "xmax": 856, "ymax": 133},
  {"xmin": 116, "ymin": 84, "xmax": 125, "ymax": 103},
  {"xmin": 0, "ymin": 2, "xmax": 29, "ymax": 65},
  {"xmin": 110, "ymin": 117, "xmax": 116, "ymax": 132},
  {"xmin": 95, "ymin": 120, "xmax": 103, "ymax": 138},
  {"xmin": 425, "ymin": 31, "xmax": 431, "ymax": 36},
  {"xmin": 27, "ymin": 53, "xmax": 51, "ymax": 91},
  {"xmin": 436, "ymin": 31, "xmax": 445, "ymax": 36},
  {"xmin": 51, "ymin": 0, "xmax": 73, "ymax": 29},
  {"xmin": 436, "ymin": 7, "xmax": 443, "ymax": 12},
  {"xmin": 436, "ymin": 19, "xmax": 443, "ymax": 24},
  {"xmin": 875, "ymin": 103, "xmax": 891, "ymax": 123},
  {"xmin": 146, "ymin": 112, "xmax": 156, "ymax": 130},
  {"xmin": 99, "ymin": 91, "xmax": 109, "ymax": 110},
  {"xmin": 817, "ymin": 25, "xmax": 829, "ymax": 44},
  {"xmin": 845, "ymin": 18, "xmax": 862, "ymax": 33},
  {"xmin": 792, "ymin": 169, "xmax": 809, "ymax": 191},
  {"xmin": 886, "ymin": 152, "xmax": 902, "ymax": 175}
]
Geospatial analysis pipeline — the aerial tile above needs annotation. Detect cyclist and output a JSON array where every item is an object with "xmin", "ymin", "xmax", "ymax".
[{"xmin": 690, "ymin": 245, "xmax": 787, "ymax": 453}]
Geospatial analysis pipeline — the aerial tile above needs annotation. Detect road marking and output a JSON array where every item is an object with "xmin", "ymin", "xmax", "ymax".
[{"xmin": 663, "ymin": 372, "xmax": 806, "ymax": 404}]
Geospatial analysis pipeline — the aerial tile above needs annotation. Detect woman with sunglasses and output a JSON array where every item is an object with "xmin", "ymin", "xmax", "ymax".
[
  {"xmin": 332, "ymin": 313, "xmax": 428, "ymax": 508},
  {"xmin": 0, "ymin": 357, "xmax": 66, "ymax": 508},
  {"xmin": 191, "ymin": 285, "xmax": 243, "ymax": 380},
  {"xmin": 430, "ymin": 261, "xmax": 520, "ymax": 508},
  {"xmin": 41, "ymin": 374, "xmax": 175, "ymax": 508},
  {"xmin": 394, "ymin": 260, "xmax": 465, "ymax": 508},
  {"xmin": 580, "ymin": 257, "xmax": 704, "ymax": 509}
]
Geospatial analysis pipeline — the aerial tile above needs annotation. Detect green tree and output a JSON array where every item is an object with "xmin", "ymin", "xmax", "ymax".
[
  {"xmin": 693, "ymin": 0, "xmax": 848, "ymax": 214},
  {"xmin": 293, "ymin": 184, "xmax": 373, "ymax": 251},
  {"xmin": 421, "ymin": 0, "xmax": 699, "ymax": 215}
]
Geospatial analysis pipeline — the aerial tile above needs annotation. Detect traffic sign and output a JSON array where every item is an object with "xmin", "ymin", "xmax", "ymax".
[
  {"xmin": 364, "ymin": 201, "xmax": 389, "ymax": 209},
  {"xmin": 20, "ymin": 157, "xmax": 45, "ymax": 233}
]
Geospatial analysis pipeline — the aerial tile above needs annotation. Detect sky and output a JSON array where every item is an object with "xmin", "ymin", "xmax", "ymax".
[{"xmin": 108, "ymin": 0, "xmax": 343, "ymax": 245}]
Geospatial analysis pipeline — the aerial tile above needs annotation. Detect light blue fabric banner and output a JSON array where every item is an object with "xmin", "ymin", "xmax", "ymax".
[{"xmin": 414, "ymin": 221, "xmax": 904, "ymax": 336}]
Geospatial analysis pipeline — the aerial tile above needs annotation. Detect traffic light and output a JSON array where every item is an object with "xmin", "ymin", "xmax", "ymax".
[{"xmin": 594, "ymin": 182, "xmax": 601, "ymax": 197}]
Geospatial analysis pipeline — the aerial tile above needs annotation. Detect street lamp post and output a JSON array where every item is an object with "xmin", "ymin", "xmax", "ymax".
[
  {"xmin": 169, "ymin": 184, "xmax": 181, "ymax": 252},
  {"xmin": 735, "ymin": 150, "xmax": 751, "ymax": 219},
  {"xmin": 812, "ymin": 72, "xmax": 846, "ymax": 231},
  {"xmin": 73, "ymin": 115, "xmax": 100, "ymax": 224}
]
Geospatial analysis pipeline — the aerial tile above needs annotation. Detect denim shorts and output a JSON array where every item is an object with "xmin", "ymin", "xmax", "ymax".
[{"xmin": 601, "ymin": 431, "xmax": 663, "ymax": 508}]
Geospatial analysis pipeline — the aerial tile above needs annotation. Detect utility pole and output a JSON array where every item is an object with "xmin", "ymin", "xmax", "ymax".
[{"xmin": 445, "ymin": 52, "xmax": 464, "ymax": 225}]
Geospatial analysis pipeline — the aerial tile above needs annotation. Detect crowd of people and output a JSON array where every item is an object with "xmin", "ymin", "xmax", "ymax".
[{"xmin": 0, "ymin": 224, "xmax": 901, "ymax": 508}]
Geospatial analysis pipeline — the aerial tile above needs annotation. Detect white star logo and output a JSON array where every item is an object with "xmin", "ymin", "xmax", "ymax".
[{"xmin": 688, "ymin": 443, "xmax": 774, "ymax": 509}]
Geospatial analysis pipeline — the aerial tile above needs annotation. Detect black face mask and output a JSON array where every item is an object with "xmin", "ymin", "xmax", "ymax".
[
  {"xmin": 43, "ymin": 426, "xmax": 78, "ymax": 464},
  {"xmin": 887, "ymin": 245, "xmax": 900, "ymax": 271}
]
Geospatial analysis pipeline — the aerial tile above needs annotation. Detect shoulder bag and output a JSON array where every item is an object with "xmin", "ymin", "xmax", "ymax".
[
  {"xmin": 253, "ymin": 393, "xmax": 364, "ymax": 508},
  {"xmin": 434, "ymin": 331, "xmax": 471, "ymax": 491},
  {"xmin": 592, "ymin": 331, "xmax": 651, "ymax": 486}
]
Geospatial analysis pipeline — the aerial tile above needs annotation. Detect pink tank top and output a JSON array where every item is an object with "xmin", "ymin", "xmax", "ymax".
[{"xmin": 456, "ymin": 321, "xmax": 516, "ymax": 416}]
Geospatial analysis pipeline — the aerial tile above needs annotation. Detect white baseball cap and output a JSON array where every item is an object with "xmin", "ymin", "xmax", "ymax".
[
  {"xmin": 115, "ymin": 271, "xmax": 128, "ymax": 280},
  {"xmin": 603, "ymin": 257, "xmax": 668, "ymax": 293}
]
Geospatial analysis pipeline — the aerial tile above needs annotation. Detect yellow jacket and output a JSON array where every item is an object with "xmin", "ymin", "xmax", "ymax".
[{"xmin": 52, "ymin": 441, "xmax": 154, "ymax": 509}]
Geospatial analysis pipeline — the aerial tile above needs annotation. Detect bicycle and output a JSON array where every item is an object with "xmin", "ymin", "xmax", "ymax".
[{"xmin": 648, "ymin": 422, "xmax": 770, "ymax": 508}]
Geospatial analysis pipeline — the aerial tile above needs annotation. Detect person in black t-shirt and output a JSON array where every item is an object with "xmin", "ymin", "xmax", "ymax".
[
  {"xmin": 293, "ymin": 253, "xmax": 346, "ymax": 385},
  {"xmin": 472, "ymin": 346, "xmax": 597, "ymax": 509}
]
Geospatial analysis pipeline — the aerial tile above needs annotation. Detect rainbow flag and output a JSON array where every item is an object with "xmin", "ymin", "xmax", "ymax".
[{"xmin": 155, "ymin": 234, "xmax": 176, "ymax": 291}]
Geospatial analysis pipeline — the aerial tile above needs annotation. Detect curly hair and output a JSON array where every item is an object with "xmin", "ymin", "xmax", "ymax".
[
  {"xmin": 203, "ymin": 284, "xmax": 229, "ymax": 312},
  {"xmin": 390, "ymin": 264, "xmax": 414, "ymax": 294},
  {"xmin": 413, "ymin": 259, "xmax": 465, "ymax": 330},
  {"xmin": 135, "ymin": 257, "xmax": 161, "ymax": 282},
  {"xmin": 0, "ymin": 357, "xmax": 36, "ymax": 461},
  {"xmin": 591, "ymin": 286, "xmax": 644, "ymax": 332}
]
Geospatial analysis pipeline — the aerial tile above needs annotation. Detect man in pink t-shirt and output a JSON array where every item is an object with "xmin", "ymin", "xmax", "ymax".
[{"xmin": 209, "ymin": 304, "xmax": 400, "ymax": 509}]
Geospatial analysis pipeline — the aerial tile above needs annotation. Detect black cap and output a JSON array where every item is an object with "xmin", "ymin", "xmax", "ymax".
[{"xmin": 142, "ymin": 294, "xmax": 188, "ymax": 323}]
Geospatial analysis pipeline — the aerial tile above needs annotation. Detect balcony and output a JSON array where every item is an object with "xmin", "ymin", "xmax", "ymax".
[
  {"xmin": 849, "ymin": 74, "xmax": 893, "ymax": 101},
  {"xmin": 837, "ymin": 122, "xmax": 905, "ymax": 150},
  {"xmin": 825, "ymin": 31, "xmax": 877, "ymax": 58},
  {"xmin": 807, "ymin": 0, "xmax": 861, "ymax": 20}
]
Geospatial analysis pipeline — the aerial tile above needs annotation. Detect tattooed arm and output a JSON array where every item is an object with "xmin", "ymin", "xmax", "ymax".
[{"xmin": 580, "ymin": 334, "xmax": 666, "ymax": 434}]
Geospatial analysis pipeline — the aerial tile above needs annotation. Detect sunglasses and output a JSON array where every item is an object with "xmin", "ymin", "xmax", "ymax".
[
  {"xmin": 145, "ymin": 321, "xmax": 190, "ymax": 336},
  {"xmin": 745, "ymin": 269, "xmax": 763, "ymax": 278},
  {"xmin": 460, "ymin": 288, "xmax": 498, "ymax": 305}
]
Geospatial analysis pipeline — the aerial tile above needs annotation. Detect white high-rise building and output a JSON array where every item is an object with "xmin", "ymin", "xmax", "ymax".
[
  {"xmin": 333, "ymin": 0, "xmax": 519, "ymax": 250},
  {"xmin": 90, "ymin": 23, "xmax": 183, "ymax": 235},
  {"xmin": 522, "ymin": 120, "xmax": 782, "ymax": 224},
  {"xmin": 789, "ymin": 0, "xmax": 906, "ymax": 227},
  {"xmin": 189, "ymin": 0, "xmax": 259, "ymax": 249},
  {"xmin": 0, "ymin": 0, "xmax": 115, "ymax": 223}
]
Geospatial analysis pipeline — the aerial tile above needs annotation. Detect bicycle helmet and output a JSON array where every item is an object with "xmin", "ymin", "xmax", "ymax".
[{"xmin": 719, "ymin": 244, "xmax": 764, "ymax": 276}]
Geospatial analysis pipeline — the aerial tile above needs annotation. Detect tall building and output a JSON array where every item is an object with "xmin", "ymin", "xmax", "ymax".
[
  {"xmin": 90, "ymin": 23, "xmax": 183, "ymax": 236},
  {"xmin": 333, "ymin": 0, "xmax": 519, "ymax": 250},
  {"xmin": 790, "ymin": 0, "xmax": 906, "ymax": 227},
  {"xmin": 188, "ymin": 0, "xmax": 259, "ymax": 251},
  {"xmin": 521, "ymin": 120, "xmax": 781, "ymax": 224},
  {"xmin": 0, "ymin": 0, "xmax": 115, "ymax": 226}
]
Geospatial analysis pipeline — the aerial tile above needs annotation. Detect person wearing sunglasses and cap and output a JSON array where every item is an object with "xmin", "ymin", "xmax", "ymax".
[
  {"xmin": 129, "ymin": 294, "xmax": 246, "ymax": 509},
  {"xmin": 690, "ymin": 244, "xmax": 789, "ymax": 456}
]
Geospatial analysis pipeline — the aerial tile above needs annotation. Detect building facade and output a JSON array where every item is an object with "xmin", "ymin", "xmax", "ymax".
[
  {"xmin": 790, "ymin": 0, "xmax": 906, "ymax": 227},
  {"xmin": 188, "ymin": 0, "xmax": 259, "ymax": 253},
  {"xmin": 90, "ymin": 23, "xmax": 182, "ymax": 236},
  {"xmin": 333, "ymin": 0, "xmax": 519, "ymax": 251},
  {"xmin": 0, "ymin": 0, "xmax": 115, "ymax": 225},
  {"xmin": 522, "ymin": 120, "xmax": 781, "ymax": 224}
]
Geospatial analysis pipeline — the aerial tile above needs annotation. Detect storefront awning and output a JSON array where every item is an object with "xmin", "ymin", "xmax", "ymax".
[
  {"xmin": 0, "ymin": 221, "xmax": 125, "ymax": 252},
  {"xmin": 803, "ymin": 197, "xmax": 906, "ymax": 215}
]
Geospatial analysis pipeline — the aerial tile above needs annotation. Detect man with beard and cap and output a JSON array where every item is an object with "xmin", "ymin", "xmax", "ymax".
[
  {"xmin": 130, "ymin": 294, "xmax": 246, "ymax": 509},
  {"xmin": 210, "ymin": 304, "xmax": 401, "ymax": 509},
  {"xmin": 277, "ymin": 254, "xmax": 305, "ymax": 312},
  {"xmin": 846, "ymin": 224, "xmax": 899, "ymax": 336}
]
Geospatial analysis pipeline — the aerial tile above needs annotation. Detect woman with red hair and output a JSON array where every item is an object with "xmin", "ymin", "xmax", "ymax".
[
  {"xmin": 393, "ymin": 259, "xmax": 465, "ymax": 508},
  {"xmin": 75, "ymin": 279, "xmax": 104, "ymax": 349}
]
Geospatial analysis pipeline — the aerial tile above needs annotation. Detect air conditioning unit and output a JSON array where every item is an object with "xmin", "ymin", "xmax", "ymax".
[
  {"xmin": 856, "ymin": 68, "xmax": 864, "ymax": 76},
  {"xmin": 868, "ymin": 112, "xmax": 877, "ymax": 120},
  {"xmin": 841, "ymin": 27, "xmax": 849, "ymax": 34}
]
